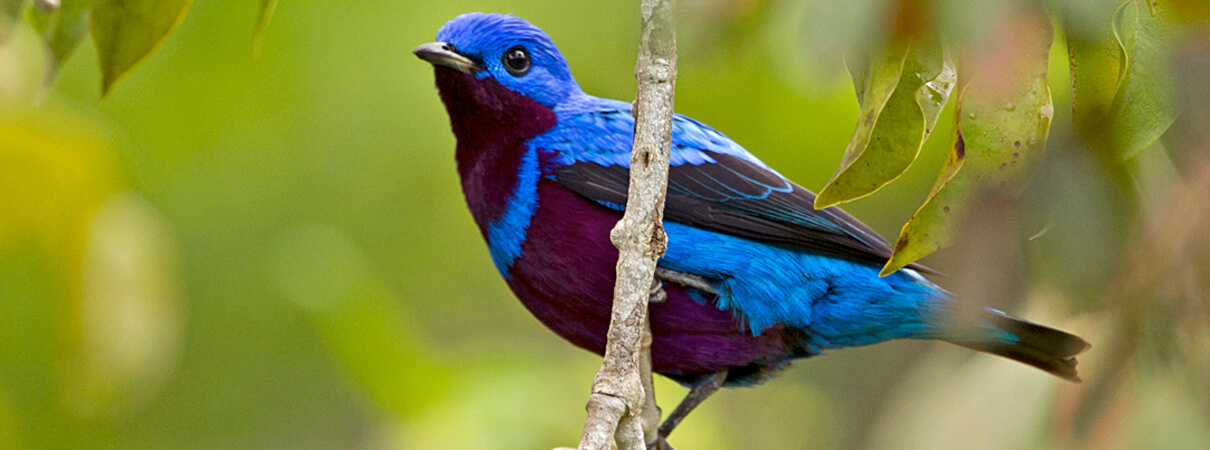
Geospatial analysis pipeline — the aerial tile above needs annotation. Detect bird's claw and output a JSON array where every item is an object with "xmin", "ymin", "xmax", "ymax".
[
  {"xmin": 654, "ymin": 267, "xmax": 717, "ymax": 295},
  {"xmin": 649, "ymin": 278, "xmax": 667, "ymax": 303}
]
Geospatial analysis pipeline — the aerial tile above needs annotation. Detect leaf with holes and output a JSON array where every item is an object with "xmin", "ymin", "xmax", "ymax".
[
  {"xmin": 91, "ymin": 0, "xmax": 192, "ymax": 97},
  {"xmin": 882, "ymin": 9, "xmax": 1053, "ymax": 276},
  {"xmin": 815, "ymin": 38, "xmax": 955, "ymax": 209}
]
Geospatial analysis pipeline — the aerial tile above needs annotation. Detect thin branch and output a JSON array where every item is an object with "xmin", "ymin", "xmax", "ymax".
[
  {"xmin": 638, "ymin": 320, "xmax": 661, "ymax": 441},
  {"xmin": 576, "ymin": 0, "xmax": 677, "ymax": 448}
]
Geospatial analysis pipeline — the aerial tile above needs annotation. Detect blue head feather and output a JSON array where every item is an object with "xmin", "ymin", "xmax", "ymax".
[{"xmin": 436, "ymin": 13, "xmax": 583, "ymax": 107}]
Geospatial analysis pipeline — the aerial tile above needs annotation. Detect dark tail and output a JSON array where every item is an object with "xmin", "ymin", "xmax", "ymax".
[{"xmin": 945, "ymin": 309, "xmax": 1090, "ymax": 382}]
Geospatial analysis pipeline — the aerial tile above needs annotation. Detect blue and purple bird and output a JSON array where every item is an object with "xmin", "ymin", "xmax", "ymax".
[{"xmin": 415, "ymin": 12, "xmax": 1088, "ymax": 441}]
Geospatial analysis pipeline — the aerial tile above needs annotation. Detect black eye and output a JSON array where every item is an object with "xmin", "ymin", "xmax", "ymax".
[{"xmin": 502, "ymin": 46, "xmax": 531, "ymax": 76}]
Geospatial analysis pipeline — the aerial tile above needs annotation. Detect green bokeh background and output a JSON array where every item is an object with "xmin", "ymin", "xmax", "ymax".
[{"xmin": 3, "ymin": 0, "xmax": 1207, "ymax": 448}]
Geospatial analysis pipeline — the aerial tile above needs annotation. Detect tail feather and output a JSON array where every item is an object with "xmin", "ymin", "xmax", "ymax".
[{"xmin": 946, "ymin": 309, "xmax": 1090, "ymax": 382}]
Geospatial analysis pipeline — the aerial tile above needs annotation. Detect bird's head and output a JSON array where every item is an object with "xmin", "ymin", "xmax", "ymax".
[{"xmin": 415, "ymin": 13, "xmax": 582, "ymax": 109}]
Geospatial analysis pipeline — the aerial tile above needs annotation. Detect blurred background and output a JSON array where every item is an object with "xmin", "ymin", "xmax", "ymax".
[{"xmin": 1, "ymin": 0, "xmax": 1208, "ymax": 448}]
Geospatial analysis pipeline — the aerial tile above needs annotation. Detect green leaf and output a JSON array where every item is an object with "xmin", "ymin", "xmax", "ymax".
[
  {"xmin": 252, "ymin": 0, "xmax": 275, "ymax": 55},
  {"xmin": 1, "ymin": 0, "xmax": 30, "ymax": 42},
  {"xmin": 883, "ymin": 11, "xmax": 1053, "ymax": 276},
  {"xmin": 26, "ymin": 0, "xmax": 92, "ymax": 83},
  {"xmin": 1109, "ymin": 0, "xmax": 1178, "ymax": 160},
  {"xmin": 815, "ymin": 38, "xmax": 956, "ymax": 208},
  {"xmin": 90, "ymin": 0, "xmax": 192, "ymax": 97},
  {"xmin": 1067, "ymin": 1, "xmax": 1125, "ymax": 137}
]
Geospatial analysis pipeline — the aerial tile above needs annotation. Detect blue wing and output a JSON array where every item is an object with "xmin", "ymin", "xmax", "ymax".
[{"xmin": 536, "ymin": 98, "xmax": 934, "ymax": 274}]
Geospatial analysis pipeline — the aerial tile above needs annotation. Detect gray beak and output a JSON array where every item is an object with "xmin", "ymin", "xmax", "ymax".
[{"xmin": 413, "ymin": 42, "xmax": 481, "ymax": 74}]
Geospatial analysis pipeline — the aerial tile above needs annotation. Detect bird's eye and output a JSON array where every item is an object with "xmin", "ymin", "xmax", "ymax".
[{"xmin": 502, "ymin": 46, "xmax": 531, "ymax": 77}]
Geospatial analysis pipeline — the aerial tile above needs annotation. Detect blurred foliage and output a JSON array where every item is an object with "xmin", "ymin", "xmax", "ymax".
[
  {"xmin": 0, "ymin": 0, "xmax": 1207, "ymax": 449},
  {"xmin": 803, "ymin": 0, "xmax": 1198, "ymax": 274},
  {"xmin": 26, "ymin": 0, "xmax": 90, "ymax": 81},
  {"xmin": 885, "ymin": 4, "xmax": 1055, "ymax": 275}
]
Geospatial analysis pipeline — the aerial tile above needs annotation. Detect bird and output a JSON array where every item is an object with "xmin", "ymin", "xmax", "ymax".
[{"xmin": 415, "ymin": 12, "xmax": 1089, "ymax": 445}]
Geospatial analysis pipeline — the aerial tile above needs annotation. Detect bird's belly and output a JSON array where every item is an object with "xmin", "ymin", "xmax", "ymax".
[{"xmin": 502, "ymin": 179, "xmax": 797, "ymax": 381}]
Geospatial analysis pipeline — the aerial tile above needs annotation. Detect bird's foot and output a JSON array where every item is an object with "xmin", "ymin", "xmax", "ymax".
[
  {"xmin": 654, "ymin": 267, "xmax": 717, "ymax": 295},
  {"xmin": 648, "ymin": 278, "xmax": 667, "ymax": 303},
  {"xmin": 656, "ymin": 370, "xmax": 728, "ymax": 440}
]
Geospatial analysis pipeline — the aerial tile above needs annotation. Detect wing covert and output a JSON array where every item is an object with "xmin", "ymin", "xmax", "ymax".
[{"xmin": 539, "ymin": 100, "xmax": 935, "ymax": 274}]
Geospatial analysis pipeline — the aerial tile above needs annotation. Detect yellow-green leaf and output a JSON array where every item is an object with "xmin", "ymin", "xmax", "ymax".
[
  {"xmin": 90, "ymin": 0, "xmax": 192, "ymax": 97},
  {"xmin": 252, "ymin": 0, "xmax": 275, "ymax": 55},
  {"xmin": 815, "ymin": 38, "xmax": 955, "ymax": 208},
  {"xmin": 26, "ymin": 0, "xmax": 91, "ymax": 83},
  {"xmin": 882, "ymin": 10, "xmax": 1054, "ymax": 276},
  {"xmin": 1109, "ymin": 0, "xmax": 1178, "ymax": 160}
]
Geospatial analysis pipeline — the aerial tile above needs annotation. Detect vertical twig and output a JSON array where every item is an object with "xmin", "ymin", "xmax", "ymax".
[{"xmin": 576, "ymin": 0, "xmax": 677, "ymax": 448}]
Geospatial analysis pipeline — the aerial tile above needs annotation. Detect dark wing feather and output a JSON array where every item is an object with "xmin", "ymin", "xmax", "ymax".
[{"xmin": 555, "ymin": 151, "xmax": 938, "ymax": 274}]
